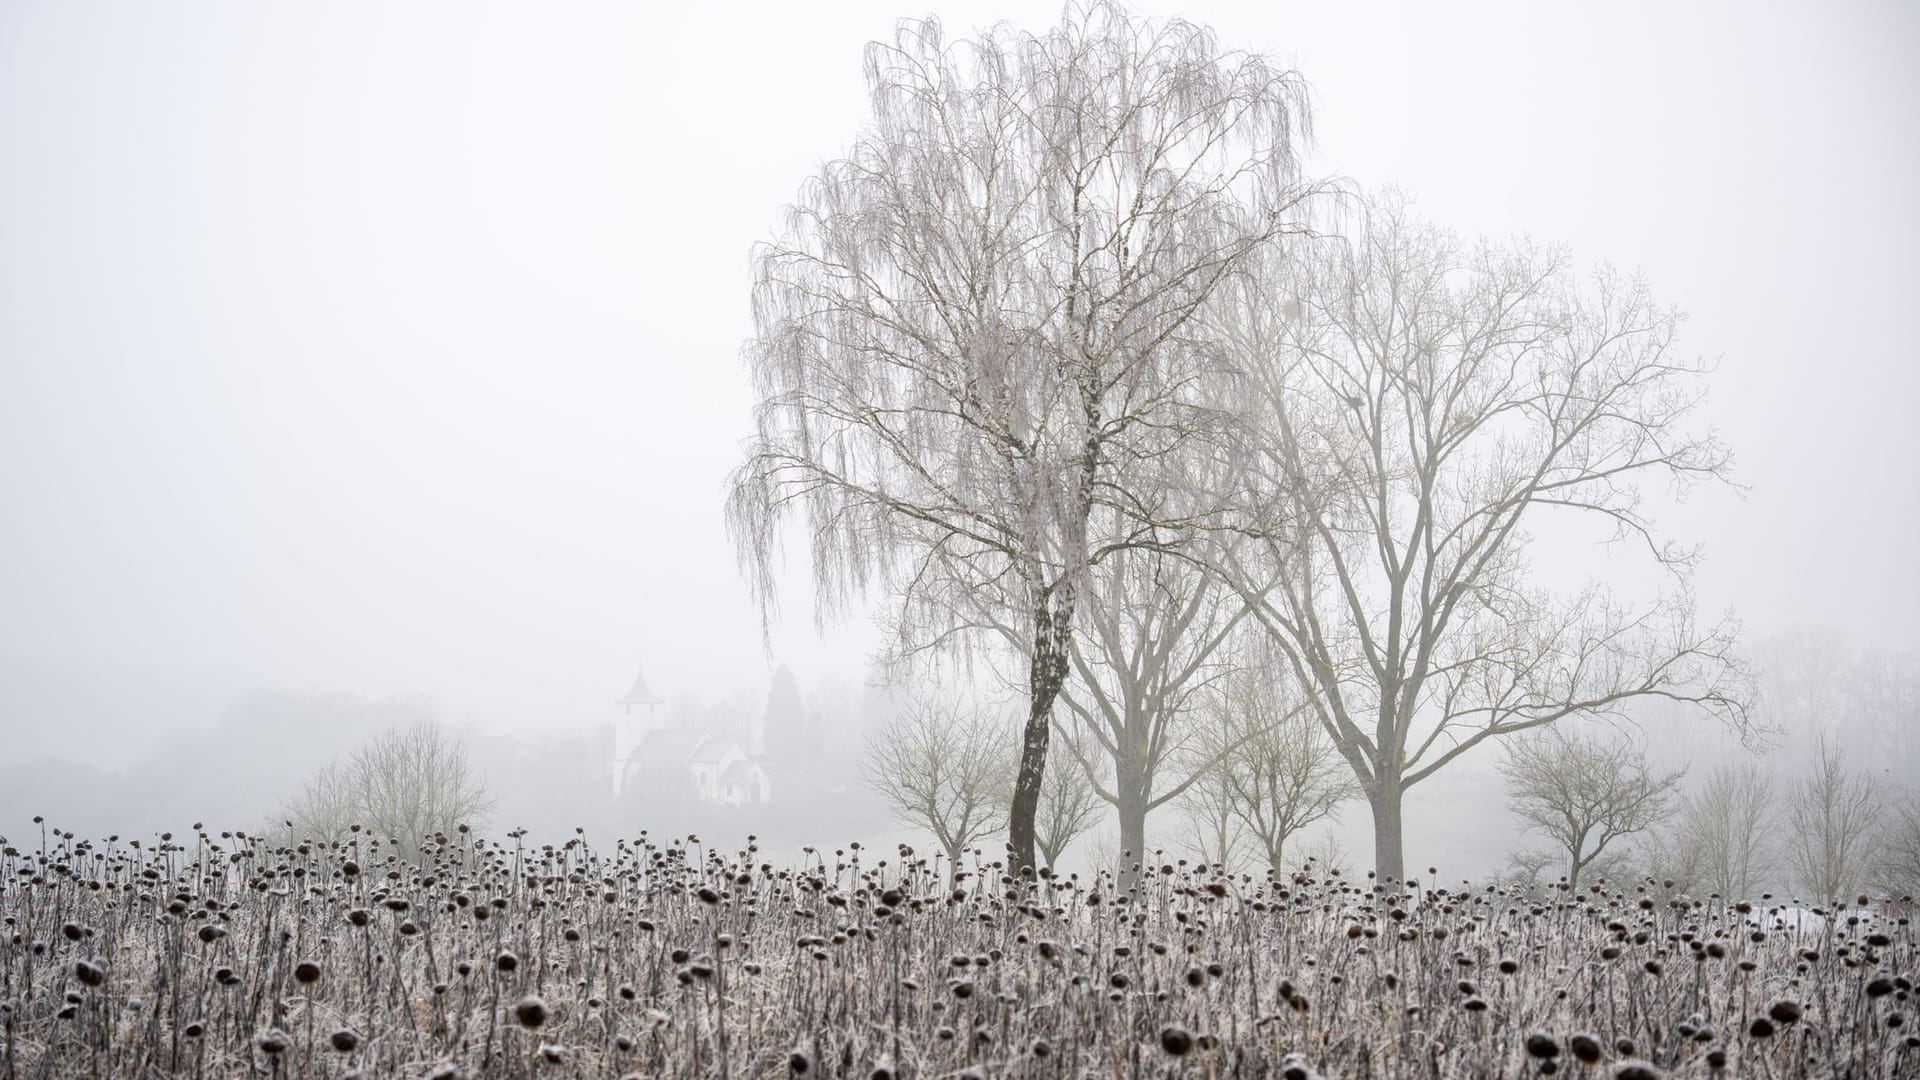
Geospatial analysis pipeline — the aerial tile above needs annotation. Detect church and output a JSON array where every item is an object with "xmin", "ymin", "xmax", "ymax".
[{"xmin": 609, "ymin": 666, "xmax": 771, "ymax": 806}]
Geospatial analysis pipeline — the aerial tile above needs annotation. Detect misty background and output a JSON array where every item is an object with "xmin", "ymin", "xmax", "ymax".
[{"xmin": 2, "ymin": 0, "xmax": 1915, "ymax": 875}]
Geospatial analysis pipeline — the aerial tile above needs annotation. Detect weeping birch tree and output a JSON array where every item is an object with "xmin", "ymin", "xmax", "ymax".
[
  {"xmin": 1210, "ymin": 192, "xmax": 1751, "ymax": 881},
  {"xmin": 727, "ymin": 3, "xmax": 1317, "ymax": 870}
]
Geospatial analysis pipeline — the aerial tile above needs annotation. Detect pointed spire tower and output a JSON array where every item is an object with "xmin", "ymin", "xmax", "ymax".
[{"xmin": 611, "ymin": 665, "xmax": 666, "ymax": 795}]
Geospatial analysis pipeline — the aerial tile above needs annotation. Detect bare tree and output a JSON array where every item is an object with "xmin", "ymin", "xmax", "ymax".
[
  {"xmin": 1751, "ymin": 627, "xmax": 1852, "ymax": 736},
  {"xmin": 280, "ymin": 759, "xmax": 359, "ymax": 847},
  {"xmin": 284, "ymin": 720, "xmax": 494, "ymax": 858},
  {"xmin": 349, "ymin": 721, "xmax": 494, "ymax": 855},
  {"xmin": 1875, "ymin": 792, "xmax": 1920, "ymax": 900},
  {"xmin": 1179, "ymin": 755, "xmax": 1242, "ymax": 873},
  {"xmin": 1672, "ymin": 759, "xmax": 1778, "ymax": 900},
  {"xmin": 726, "ymin": 3, "xmax": 1318, "ymax": 871},
  {"xmin": 1786, "ymin": 736, "xmax": 1883, "ymax": 904},
  {"xmin": 1082, "ymin": 826, "xmax": 1124, "ymax": 882},
  {"xmin": 1500, "ymin": 726, "xmax": 1686, "ymax": 890},
  {"xmin": 1027, "ymin": 726, "xmax": 1107, "ymax": 870},
  {"xmin": 862, "ymin": 697, "xmax": 1009, "ymax": 878},
  {"xmin": 1050, "ymin": 549, "xmax": 1252, "ymax": 884},
  {"xmin": 1301, "ymin": 829, "xmax": 1350, "ymax": 878},
  {"xmin": 1633, "ymin": 824, "xmax": 1709, "ymax": 898},
  {"xmin": 1210, "ymin": 667, "xmax": 1358, "ymax": 875},
  {"xmin": 1502, "ymin": 846, "xmax": 1559, "ymax": 893},
  {"xmin": 1841, "ymin": 647, "xmax": 1920, "ymax": 785},
  {"xmin": 1209, "ymin": 191, "xmax": 1749, "ymax": 880}
]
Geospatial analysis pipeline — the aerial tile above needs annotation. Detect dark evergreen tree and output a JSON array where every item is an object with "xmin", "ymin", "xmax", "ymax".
[{"xmin": 762, "ymin": 664, "xmax": 807, "ymax": 760}]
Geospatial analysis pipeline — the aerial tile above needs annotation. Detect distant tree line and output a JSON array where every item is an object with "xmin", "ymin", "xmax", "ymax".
[{"xmin": 1498, "ymin": 633, "xmax": 1920, "ymax": 905}]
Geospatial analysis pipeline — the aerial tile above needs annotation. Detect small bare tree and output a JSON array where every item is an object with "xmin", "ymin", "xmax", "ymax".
[
  {"xmin": 1052, "ymin": 549, "xmax": 1253, "ymax": 885},
  {"xmin": 1786, "ymin": 736, "xmax": 1883, "ymax": 904},
  {"xmin": 1502, "ymin": 846, "xmax": 1559, "ymax": 893},
  {"xmin": 1210, "ymin": 668, "xmax": 1358, "ymax": 875},
  {"xmin": 1841, "ymin": 647, "xmax": 1920, "ymax": 783},
  {"xmin": 1875, "ymin": 792, "xmax": 1920, "ymax": 900},
  {"xmin": 1673, "ymin": 759, "xmax": 1778, "ymax": 900},
  {"xmin": 1500, "ymin": 726, "xmax": 1686, "ymax": 890},
  {"xmin": 1179, "ymin": 753, "xmax": 1243, "ymax": 873},
  {"xmin": 284, "ymin": 720, "xmax": 493, "ymax": 857},
  {"xmin": 280, "ymin": 759, "xmax": 359, "ymax": 847},
  {"xmin": 1301, "ymin": 829, "xmax": 1350, "ymax": 878},
  {"xmin": 1027, "ymin": 727, "xmax": 1107, "ymax": 870},
  {"xmin": 1634, "ymin": 825, "xmax": 1709, "ymax": 897},
  {"xmin": 349, "ymin": 721, "xmax": 493, "ymax": 855},
  {"xmin": 863, "ymin": 697, "xmax": 1009, "ymax": 878}
]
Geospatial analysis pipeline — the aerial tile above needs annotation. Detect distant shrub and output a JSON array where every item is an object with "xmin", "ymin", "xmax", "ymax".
[{"xmin": 279, "ymin": 719, "xmax": 492, "ymax": 854}]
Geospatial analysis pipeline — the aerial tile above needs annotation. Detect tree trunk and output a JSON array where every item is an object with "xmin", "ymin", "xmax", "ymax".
[
  {"xmin": 1009, "ymin": 591, "xmax": 1073, "ymax": 875},
  {"xmin": 1037, "ymin": 839, "xmax": 1061, "ymax": 870},
  {"xmin": 1116, "ymin": 771, "xmax": 1148, "ymax": 892},
  {"xmin": 1008, "ymin": 697, "xmax": 1052, "ymax": 874},
  {"xmin": 945, "ymin": 843, "xmax": 965, "ymax": 890},
  {"xmin": 1369, "ymin": 778, "xmax": 1405, "ymax": 882}
]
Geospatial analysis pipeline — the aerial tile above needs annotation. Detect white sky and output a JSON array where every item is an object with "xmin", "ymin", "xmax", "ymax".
[{"xmin": 2, "ymin": 0, "xmax": 1915, "ymax": 746}]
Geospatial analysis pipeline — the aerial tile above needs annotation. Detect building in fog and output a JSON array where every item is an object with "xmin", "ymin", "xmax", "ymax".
[
  {"xmin": 610, "ymin": 667, "xmax": 666, "ymax": 795},
  {"xmin": 611, "ymin": 664, "xmax": 771, "ymax": 805},
  {"xmin": 621, "ymin": 729, "xmax": 771, "ymax": 806}
]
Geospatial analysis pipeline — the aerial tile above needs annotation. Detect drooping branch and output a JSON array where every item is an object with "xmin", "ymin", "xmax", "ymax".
[{"xmin": 727, "ymin": 3, "xmax": 1320, "ymax": 871}]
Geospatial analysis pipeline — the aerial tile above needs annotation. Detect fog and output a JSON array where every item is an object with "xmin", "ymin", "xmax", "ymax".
[{"xmin": 2, "ymin": 0, "xmax": 1915, "ymax": 878}]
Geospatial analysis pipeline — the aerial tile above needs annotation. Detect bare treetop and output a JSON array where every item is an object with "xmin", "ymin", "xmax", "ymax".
[{"xmin": 730, "ymin": 2, "xmax": 1315, "ymax": 624}]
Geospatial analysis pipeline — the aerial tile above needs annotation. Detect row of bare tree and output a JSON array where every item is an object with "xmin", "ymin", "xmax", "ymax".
[
  {"xmin": 729, "ymin": 2, "xmax": 1751, "ymax": 878},
  {"xmin": 1498, "ymin": 638, "xmax": 1920, "ymax": 903},
  {"xmin": 863, "ymin": 665, "xmax": 1355, "ymax": 882},
  {"xmin": 1503, "ymin": 730, "xmax": 1920, "ymax": 905}
]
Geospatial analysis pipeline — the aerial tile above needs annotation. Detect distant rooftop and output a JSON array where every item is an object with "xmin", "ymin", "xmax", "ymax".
[
  {"xmin": 629, "ymin": 729, "xmax": 708, "ymax": 764},
  {"xmin": 616, "ymin": 666, "xmax": 665, "ymax": 707},
  {"xmin": 689, "ymin": 739, "xmax": 736, "ymax": 765}
]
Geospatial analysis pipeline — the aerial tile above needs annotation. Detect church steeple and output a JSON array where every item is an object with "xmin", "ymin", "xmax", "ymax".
[
  {"xmin": 611, "ymin": 663, "xmax": 667, "ymax": 795},
  {"xmin": 615, "ymin": 667, "xmax": 665, "ymax": 712}
]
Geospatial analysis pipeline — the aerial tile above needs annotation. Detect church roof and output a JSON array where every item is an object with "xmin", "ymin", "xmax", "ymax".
[
  {"xmin": 615, "ymin": 667, "xmax": 665, "ymax": 707},
  {"xmin": 689, "ymin": 739, "xmax": 739, "ymax": 765},
  {"xmin": 628, "ymin": 729, "xmax": 707, "ymax": 764}
]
